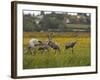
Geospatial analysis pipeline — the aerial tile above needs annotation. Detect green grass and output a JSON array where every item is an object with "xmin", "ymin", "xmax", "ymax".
[
  {"xmin": 23, "ymin": 32, "xmax": 91, "ymax": 69},
  {"xmin": 67, "ymin": 24, "xmax": 90, "ymax": 29}
]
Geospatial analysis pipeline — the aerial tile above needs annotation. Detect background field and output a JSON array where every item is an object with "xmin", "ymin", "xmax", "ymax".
[{"xmin": 23, "ymin": 32, "xmax": 91, "ymax": 69}]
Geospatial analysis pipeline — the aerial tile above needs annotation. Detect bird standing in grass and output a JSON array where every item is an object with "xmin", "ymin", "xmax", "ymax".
[
  {"xmin": 47, "ymin": 32, "xmax": 60, "ymax": 53},
  {"xmin": 65, "ymin": 41, "xmax": 77, "ymax": 54},
  {"xmin": 47, "ymin": 41, "xmax": 60, "ymax": 53},
  {"xmin": 27, "ymin": 38, "xmax": 41, "ymax": 55},
  {"xmin": 38, "ymin": 41, "xmax": 50, "ymax": 53},
  {"xmin": 65, "ymin": 32, "xmax": 79, "ymax": 54}
]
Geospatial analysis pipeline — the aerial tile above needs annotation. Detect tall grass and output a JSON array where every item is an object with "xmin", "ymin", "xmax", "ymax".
[{"xmin": 23, "ymin": 32, "xmax": 91, "ymax": 69}]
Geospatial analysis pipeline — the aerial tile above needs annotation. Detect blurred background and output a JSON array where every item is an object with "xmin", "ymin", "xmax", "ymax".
[{"xmin": 23, "ymin": 11, "xmax": 91, "ymax": 32}]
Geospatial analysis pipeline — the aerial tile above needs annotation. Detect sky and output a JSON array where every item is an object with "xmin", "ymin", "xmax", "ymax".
[{"xmin": 23, "ymin": 10, "xmax": 90, "ymax": 16}]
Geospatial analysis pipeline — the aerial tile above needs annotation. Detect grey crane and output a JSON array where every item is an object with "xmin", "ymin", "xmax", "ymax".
[
  {"xmin": 47, "ymin": 41, "xmax": 60, "ymax": 53},
  {"xmin": 47, "ymin": 32, "xmax": 60, "ymax": 53},
  {"xmin": 38, "ymin": 41, "xmax": 50, "ymax": 53},
  {"xmin": 65, "ymin": 41, "xmax": 77, "ymax": 54}
]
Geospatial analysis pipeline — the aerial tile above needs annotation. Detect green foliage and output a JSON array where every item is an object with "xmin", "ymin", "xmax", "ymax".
[
  {"xmin": 23, "ymin": 12, "xmax": 90, "ymax": 32},
  {"xmin": 23, "ymin": 32, "xmax": 91, "ymax": 69},
  {"xmin": 39, "ymin": 13, "xmax": 66, "ymax": 31}
]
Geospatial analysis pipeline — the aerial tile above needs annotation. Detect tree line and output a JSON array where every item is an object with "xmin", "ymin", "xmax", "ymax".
[{"xmin": 23, "ymin": 11, "xmax": 90, "ymax": 32}]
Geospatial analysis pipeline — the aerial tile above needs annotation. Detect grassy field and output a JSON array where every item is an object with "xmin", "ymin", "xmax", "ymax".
[
  {"xmin": 23, "ymin": 32, "xmax": 91, "ymax": 69},
  {"xmin": 67, "ymin": 24, "xmax": 90, "ymax": 29}
]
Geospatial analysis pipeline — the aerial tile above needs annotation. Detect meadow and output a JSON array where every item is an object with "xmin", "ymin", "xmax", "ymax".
[{"xmin": 23, "ymin": 32, "xmax": 91, "ymax": 69}]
